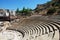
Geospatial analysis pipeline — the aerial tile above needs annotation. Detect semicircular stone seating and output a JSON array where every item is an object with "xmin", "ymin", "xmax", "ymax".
[
  {"xmin": 2, "ymin": 16, "xmax": 60, "ymax": 40},
  {"xmin": 16, "ymin": 17, "xmax": 60, "ymax": 40}
]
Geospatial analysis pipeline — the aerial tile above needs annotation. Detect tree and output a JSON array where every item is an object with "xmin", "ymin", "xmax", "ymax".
[
  {"xmin": 15, "ymin": 7, "xmax": 32, "ymax": 16},
  {"xmin": 16, "ymin": 8, "xmax": 20, "ymax": 15},
  {"xmin": 19, "ymin": 7, "xmax": 32, "ymax": 16}
]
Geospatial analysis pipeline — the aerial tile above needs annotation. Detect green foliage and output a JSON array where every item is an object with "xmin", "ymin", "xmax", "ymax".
[
  {"xmin": 50, "ymin": 1, "xmax": 60, "ymax": 7},
  {"xmin": 46, "ymin": 1, "xmax": 52, "ymax": 5},
  {"xmin": 16, "ymin": 7, "xmax": 32, "ymax": 16},
  {"xmin": 16, "ymin": 8, "xmax": 20, "ymax": 15},
  {"xmin": 54, "ymin": 2, "xmax": 60, "ymax": 7},
  {"xmin": 16, "ymin": 8, "xmax": 19, "ymax": 13},
  {"xmin": 51, "ymin": 1, "xmax": 56, "ymax": 6},
  {"xmin": 47, "ymin": 8, "xmax": 56, "ymax": 15},
  {"xmin": 57, "ymin": 10, "xmax": 60, "ymax": 15},
  {"xmin": 20, "ymin": 7, "xmax": 32, "ymax": 16},
  {"xmin": 46, "ymin": 0, "xmax": 60, "ymax": 7}
]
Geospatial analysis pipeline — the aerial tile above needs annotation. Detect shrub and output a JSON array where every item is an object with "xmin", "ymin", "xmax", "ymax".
[
  {"xmin": 47, "ymin": 8, "xmax": 56, "ymax": 15},
  {"xmin": 57, "ymin": 10, "xmax": 60, "ymax": 15}
]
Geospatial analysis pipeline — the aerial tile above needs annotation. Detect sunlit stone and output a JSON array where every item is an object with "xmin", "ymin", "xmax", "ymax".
[{"xmin": 0, "ymin": 30, "xmax": 23, "ymax": 40}]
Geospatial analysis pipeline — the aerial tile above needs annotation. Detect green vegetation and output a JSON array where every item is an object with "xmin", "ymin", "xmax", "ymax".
[
  {"xmin": 46, "ymin": 0, "xmax": 60, "ymax": 15},
  {"xmin": 51, "ymin": 2, "xmax": 60, "ymax": 8},
  {"xmin": 55, "ymin": 2, "xmax": 60, "ymax": 8},
  {"xmin": 46, "ymin": 0, "xmax": 60, "ymax": 7},
  {"xmin": 57, "ymin": 10, "xmax": 60, "ymax": 15},
  {"xmin": 16, "ymin": 7, "xmax": 32, "ymax": 16},
  {"xmin": 16, "ymin": 8, "xmax": 20, "ymax": 15},
  {"xmin": 47, "ymin": 8, "xmax": 56, "ymax": 15}
]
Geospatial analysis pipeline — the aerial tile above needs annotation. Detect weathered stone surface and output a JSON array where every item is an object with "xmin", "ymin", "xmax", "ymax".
[{"xmin": 0, "ymin": 30, "xmax": 23, "ymax": 40}]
